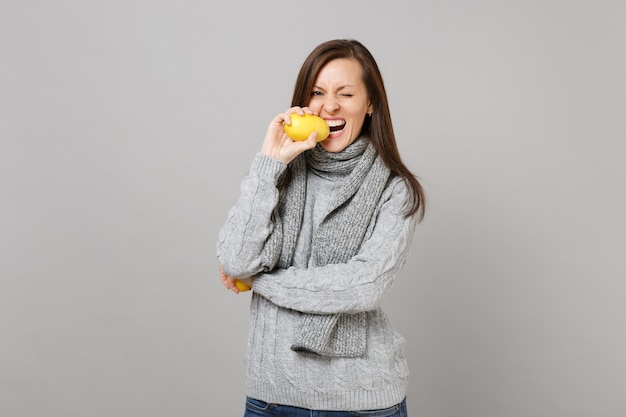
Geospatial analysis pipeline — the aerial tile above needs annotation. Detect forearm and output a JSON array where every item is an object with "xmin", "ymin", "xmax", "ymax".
[{"xmin": 252, "ymin": 181, "xmax": 417, "ymax": 314}]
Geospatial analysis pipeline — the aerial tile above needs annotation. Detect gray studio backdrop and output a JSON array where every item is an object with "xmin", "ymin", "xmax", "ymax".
[{"xmin": 1, "ymin": 1, "xmax": 625, "ymax": 416}]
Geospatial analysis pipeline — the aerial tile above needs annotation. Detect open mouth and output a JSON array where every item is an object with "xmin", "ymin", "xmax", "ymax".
[{"xmin": 326, "ymin": 119, "xmax": 346, "ymax": 135}]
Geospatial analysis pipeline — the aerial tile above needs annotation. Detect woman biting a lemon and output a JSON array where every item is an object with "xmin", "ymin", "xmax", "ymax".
[{"xmin": 217, "ymin": 39, "xmax": 425, "ymax": 417}]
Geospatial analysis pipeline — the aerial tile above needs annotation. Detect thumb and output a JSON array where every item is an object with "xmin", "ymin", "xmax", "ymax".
[
  {"xmin": 283, "ymin": 131, "xmax": 318, "ymax": 164},
  {"xmin": 302, "ymin": 131, "xmax": 318, "ymax": 149}
]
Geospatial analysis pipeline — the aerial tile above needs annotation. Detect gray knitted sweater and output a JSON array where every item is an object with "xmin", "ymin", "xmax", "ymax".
[{"xmin": 217, "ymin": 148, "xmax": 417, "ymax": 411}]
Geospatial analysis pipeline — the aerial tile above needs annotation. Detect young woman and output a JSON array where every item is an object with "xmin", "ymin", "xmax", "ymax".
[{"xmin": 218, "ymin": 39, "xmax": 425, "ymax": 417}]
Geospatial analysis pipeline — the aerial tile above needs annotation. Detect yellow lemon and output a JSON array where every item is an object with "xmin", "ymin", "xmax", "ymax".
[
  {"xmin": 234, "ymin": 279, "xmax": 251, "ymax": 292},
  {"xmin": 284, "ymin": 114, "xmax": 329, "ymax": 142}
]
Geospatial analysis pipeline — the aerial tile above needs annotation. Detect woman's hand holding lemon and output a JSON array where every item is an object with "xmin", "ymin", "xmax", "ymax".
[
  {"xmin": 219, "ymin": 264, "xmax": 252, "ymax": 294},
  {"xmin": 261, "ymin": 107, "xmax": 320, "ymax": 165}
]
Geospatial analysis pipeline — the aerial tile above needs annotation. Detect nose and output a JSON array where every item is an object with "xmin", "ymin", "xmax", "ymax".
[{"xmin": 323, "ymin": 96, "xmax": 339, "ymax": 113}]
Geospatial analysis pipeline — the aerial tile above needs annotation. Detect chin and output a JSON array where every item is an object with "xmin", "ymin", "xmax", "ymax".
[
  {"xmin": 320, "ymin": 134, "xmax": 356, "ymax": 153},
  {"xmin": 320, "ymin": 140, "xmax": 347, "ymax": 153}
]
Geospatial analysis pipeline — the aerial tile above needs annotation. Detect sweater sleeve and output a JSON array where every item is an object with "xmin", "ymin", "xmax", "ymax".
[
  {"xmin": 216, "ymin": 153, "xmax": 286, "ymax": 278},
  {"xmin": 251, "ymin": 178, "xmax": 418, "ymax": 314}
]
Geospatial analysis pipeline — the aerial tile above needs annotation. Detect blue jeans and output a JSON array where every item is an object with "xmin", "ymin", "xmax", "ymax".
[{"xmin": 243, "ymin": 397, "xmax": 407, "ymax": 417}]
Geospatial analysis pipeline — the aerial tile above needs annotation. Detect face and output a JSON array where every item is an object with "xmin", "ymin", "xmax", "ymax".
[{"xmin": 307, "ymin": 58, "xmax": 372, "ymax": 153}]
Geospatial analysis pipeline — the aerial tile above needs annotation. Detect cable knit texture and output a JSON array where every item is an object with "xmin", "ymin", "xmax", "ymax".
[
  {"xmin": 264, "ymin": 138, "xmax": 390, "ymax": 357},
  {"xmin": 217, "ymin": 137, "xmax": 417, "ymax": 410}
]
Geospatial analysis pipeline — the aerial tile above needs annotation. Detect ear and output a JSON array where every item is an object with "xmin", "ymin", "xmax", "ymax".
[{"xmin": 367, "ymin": 103, "xmax": 373, "ymax": 115}]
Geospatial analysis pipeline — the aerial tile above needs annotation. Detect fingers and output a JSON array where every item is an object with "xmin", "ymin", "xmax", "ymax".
[
  {"xmin": 219, "ymin": 264, "xmax": 254, "ymax": 295},
  {"xmin": 281, "ymin": 106, "xmax": 316, "ymax": 126},
  {"xmin": 262, "ymin": 107, "xmax": 319, "ymax": 164},
  {"xmin": 219, "ymin": 263, "xmax": 241, "ymax": 294}
]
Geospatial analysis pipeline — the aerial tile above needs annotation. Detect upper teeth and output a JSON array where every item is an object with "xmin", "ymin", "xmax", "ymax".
[{"xmin": 326, "ymin": 120, "xmax": 346, "ymax": 127}]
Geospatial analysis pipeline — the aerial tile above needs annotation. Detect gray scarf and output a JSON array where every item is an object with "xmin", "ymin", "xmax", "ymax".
[{"xmin": 264, "ymin": 138, "xmax": 391, "ymax": 357}]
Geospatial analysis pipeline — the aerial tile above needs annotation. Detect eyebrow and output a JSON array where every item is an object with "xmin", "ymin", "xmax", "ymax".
[{"xmin": 313, "ymin": 85, "xmax": 355, "ymax": 92}]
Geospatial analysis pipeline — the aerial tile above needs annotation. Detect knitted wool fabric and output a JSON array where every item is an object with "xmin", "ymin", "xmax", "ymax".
[{"xmin": 264, "ymin": 138, "xmax": 391, "ymax": 357}]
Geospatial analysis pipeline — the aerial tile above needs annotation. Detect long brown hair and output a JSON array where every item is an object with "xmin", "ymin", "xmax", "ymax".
[{"xmin": 291, "ymin": 39, "xmax": 426, "ymax": 220}]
